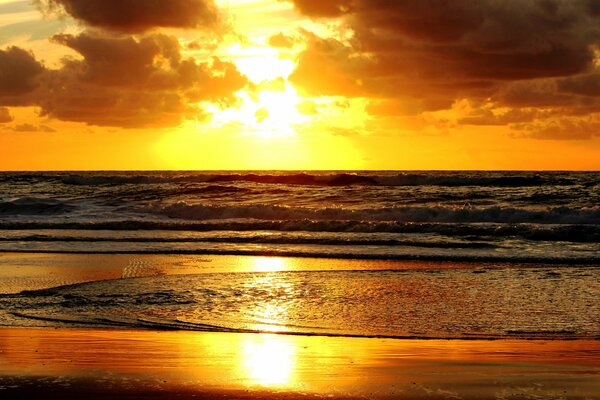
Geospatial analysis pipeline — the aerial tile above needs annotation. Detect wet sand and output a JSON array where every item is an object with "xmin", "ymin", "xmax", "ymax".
[{"xmin": 0, "ymin": 328, "xmax": 599, "ymax": 399}]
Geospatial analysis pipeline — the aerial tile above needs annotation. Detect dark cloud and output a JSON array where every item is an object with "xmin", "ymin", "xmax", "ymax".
[
  {"xmin": 496, "ymin": 79, "xmax": 600, "ymax": 112},
  {"xmin": 0, "ymin": 32, "xmax": 247, "ymax": 128},
  {"xmin": 289, "ymin": 0, "xmax": 600, "ymax": 139},
  {"xmin": 557, "ymin": 73, "xmax": 600, "ymax": 97},
  {"xmin": 39, "ymin": 32, "xmax": 247, "ymax": 127},
  {"xmin": 511, "ymin": 116, "xmax": 600, "ymax": 140},
  {"xmin": 292, "ymin": 0, "xmax": 351, "ymax": 17},
  {"xmin": 0, "ymin": 46, "xmax": 46, "ymax": 106},
  {"xmin": 457, "ymin": 105, "xmax": 547, "ymax": 126},
  {"xmin": 289, "ymin": 32, "xmax": 474, "ymax": 112},
  {"xmin": 366, "ymin": 99, "xmax": 430, "ymax": 118},
  {"xmin": 292, "ymin": 0, "xmax": 600, "ymax": 80},
  {"xmin": 36, "ymin": 0, "xmax": 220, "ymax": 32},
  {"xmin": 0, "ymin": 107, "xmax": 12, "ymax": 123}
]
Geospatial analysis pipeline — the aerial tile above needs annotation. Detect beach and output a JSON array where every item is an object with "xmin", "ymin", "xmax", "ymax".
[
  {"xmin": 2, "ymin": 0, "xmax": 600, "ymax": 394},
  {"xmin": 1, "ymin": 328, "xmax": 599, "ymax": 399},
  {"xmin": 0, "ymin": 253, "xmax": 599, "ymax": 399},
  {"xmin": 0, "ymin": 171, "xmax": 599, "ymax": 398}
]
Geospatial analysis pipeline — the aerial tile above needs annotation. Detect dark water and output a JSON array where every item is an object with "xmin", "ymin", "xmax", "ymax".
[{"xmin": 0, "ymin": 170, "xmax": 599, "ymax": 262}]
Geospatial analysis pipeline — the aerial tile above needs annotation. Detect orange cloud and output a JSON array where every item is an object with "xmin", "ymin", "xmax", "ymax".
[
  {"xmin": 268, "ymin": 33, "xmax": 295, "ymax": 49},
  {"xmin": 292, "ymin": 0, "xmax": 350, "ymax": 17},
  {"xmin": 36, "ymin": 0, "xmax": 220, "ymax": 32},
  {"xmin": 0, "ymin": 107, "xmax": 12, "ymax": 123},
  {"xmin": 12, "ymin": 123, "xmax": 55, "ymax": 132}
]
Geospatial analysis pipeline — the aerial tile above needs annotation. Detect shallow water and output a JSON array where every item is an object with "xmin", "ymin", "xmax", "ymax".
[{"xmin": 0, "ymin": 254, "xmax": 597, "ymax": 340}]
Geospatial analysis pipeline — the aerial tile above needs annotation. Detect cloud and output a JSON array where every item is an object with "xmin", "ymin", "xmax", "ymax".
[
  {"xmin": 296, "ymin": 99, "xmax": 318, "ymax": 115},
  {"xmin": 292, "ymin": 0, "xmax": 350, "ymax": 17},
  {"xmin": 0, "ymin": 32, "xmax": 247, "ymax": 128},
  {"xmin": 36, "ymin": 0, "xmax": 221, "ymax": 32},
  {"xmin": 41, "ymin": 32, "xmax": 247, "ymax": 127},
  {"xmin": 13, "ymin": 123, "xmax": 55, "ymax": 132},
  {"xmin": 511, "ymin": 115, "xmax": 600, "ymax": 140},
  {"xmin": 0, "ymin": 107, "xmax": 12, "ymax": 123},
  {"xmin": 289, "ymin": 0, "xmax": 600, "ymax": 139},
  {"xmin": 557, "ymin": 73, "xmax": 600, "ymax": 97},
  {"xmin": 289, "ymin": 33, "xmax": 368, "ymax": 98},
  {"xmin": 268, "ymin": 33, "xmax": 295, "ymax": 49},
  {"xmin": 366, "ymin": 99, "xmax": 427, "ymax": 118},
  {"xmin": 0, "ymin": 46, "xmax": 46, "ymax": 106},
  {"xmin": 254, "ymin": 107, "xmax": 269, "ymax": 123},
  {"xmin": 292, "ymin": 0, "xmax": 600, "ymax": 80}
]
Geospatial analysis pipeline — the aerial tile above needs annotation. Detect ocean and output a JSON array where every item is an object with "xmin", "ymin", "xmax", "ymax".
[{"xmin": 0, "ymin": 171, "xmax": 598, "ymax": 339}]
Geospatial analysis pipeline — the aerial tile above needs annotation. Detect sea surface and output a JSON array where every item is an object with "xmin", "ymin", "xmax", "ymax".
[{"xmin": 0, "ymin": 171, "xmax": 598, "ymax": 339}]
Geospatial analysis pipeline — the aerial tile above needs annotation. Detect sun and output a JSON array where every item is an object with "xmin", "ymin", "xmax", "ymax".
[
  {"xmin": 198, "ymin": 33, "xmax": 314, "ymax": 139},
  {"xmin": 208, "ymin": 83, "xmax": 310, "ymax": 138},
  {"xmin": 251, "ymin": 85, "xmax": 310, "ymax": 137}
]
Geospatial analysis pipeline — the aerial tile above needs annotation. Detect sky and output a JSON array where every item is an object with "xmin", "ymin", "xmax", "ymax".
[{"xmin": 2, "ymin": 0, "xmax": 600, "ymax": 170}]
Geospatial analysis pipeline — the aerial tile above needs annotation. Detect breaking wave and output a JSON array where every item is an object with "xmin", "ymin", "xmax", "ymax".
[
  {"xmin": 151, "ymin": 202, "xmax": 600, "ymax": 225},
  {"xmin": 0, "ymin": 197, "xmax": 74, "ymax": 215},
  {"xmin": 2, "ymin": 220, "xmax": 600, "ymax": 242}
]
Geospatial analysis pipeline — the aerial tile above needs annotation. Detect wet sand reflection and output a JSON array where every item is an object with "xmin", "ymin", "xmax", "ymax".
[{"xmin": 0, "ymin": 328, "xmax": 599, "ymax": 399}]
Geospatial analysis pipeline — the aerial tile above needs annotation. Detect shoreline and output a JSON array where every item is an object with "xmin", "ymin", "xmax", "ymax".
[
  {"xmin": 2, "ymin": 248, "xmax": 600, "ymax": 265},
  {"xmin": 1, "ymin": 252, "xmax": 598, "ymax": 342},
  {"xmin": 1, "ymin": 327, "xmax": 599, "ymax": 399},
  {"xmin": 0, "ymin": 252, "xmax": 540, "ymax": 296},
  {"xmin": 8, "ymin": 311, "xmax": 600, "ymax": 341}
]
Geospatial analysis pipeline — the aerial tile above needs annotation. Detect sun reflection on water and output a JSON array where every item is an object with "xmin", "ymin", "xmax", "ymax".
[
  {"xmin": 242, "ymin": 334, "xmax": 297, "ymax": 386},
  {"xmin": 245, "ymin": 272, "xmax": 294, "ymax": 332}
]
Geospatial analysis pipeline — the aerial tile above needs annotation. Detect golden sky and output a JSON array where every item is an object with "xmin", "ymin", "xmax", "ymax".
[{"xmin": 1, "ymin": 0, "xmax": 600, "ymax": 170}]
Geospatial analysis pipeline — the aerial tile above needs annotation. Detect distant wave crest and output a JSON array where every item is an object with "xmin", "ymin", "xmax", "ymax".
[
  {"xmin": 2, "ymin": 220, "xmax": 600, "ymax": 242},
  {"xmin": 57, "ymin": 172, "xmax": 580, "ymax": 187}
]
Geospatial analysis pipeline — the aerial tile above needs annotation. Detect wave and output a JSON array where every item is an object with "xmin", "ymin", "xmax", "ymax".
[
  {"xmin": 61, "ymin": 174, "xmax": 168, "ymax": 185},
  {"xmin": 0, "ymin": 197, "xmax": 74, "ymax": 215},
  {"xmin": 58, "ymin": 172, "xmax": 583, "ymax": 187},
  {"xmin": 2, "ymin": 220, "xmax": 600, "ymax": 242},
  {"xmin": 151, "ymin": 203, "xmax": 600, "ymax": 225},
  {"xmin": 2, "ymin": 246, "xmax": 599, "ymax": 264},
  {"xmin": 0, "ymin": 234, "xmax": 498, "ymax": 249}
]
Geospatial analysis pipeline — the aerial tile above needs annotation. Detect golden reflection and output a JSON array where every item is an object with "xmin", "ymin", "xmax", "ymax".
[
  {"xmin": 250, "ymin": 256, "xmax": 290, "ymax": 272},
  {"xmin": 246, "ymin": 271, "xmax": 293, "ymax": 332},
  {"xmin": 241, "ymin": 334, "xmax": 297, "ymax": 386},
  {"xmin": 2, "ymin": 328, "xmax": 599, "ymax": 397}
]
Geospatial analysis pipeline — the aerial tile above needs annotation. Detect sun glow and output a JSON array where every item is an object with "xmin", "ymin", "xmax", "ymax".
[{"xmin": 208, "ymin": 83, "xmax": 310, "ymax": 138}]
